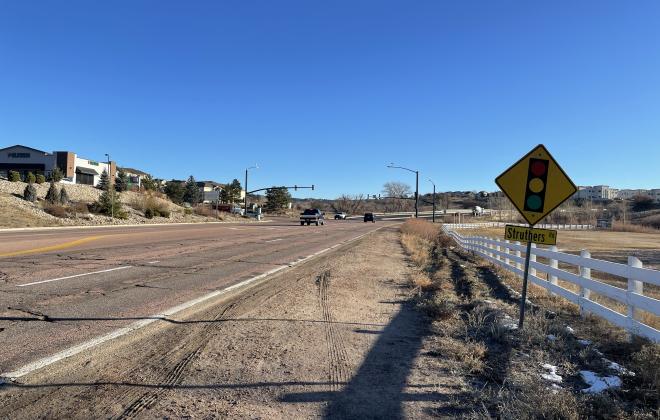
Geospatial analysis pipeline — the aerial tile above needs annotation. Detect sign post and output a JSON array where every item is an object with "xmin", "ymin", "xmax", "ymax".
[{"xmin": 495, "ymin": 144, "xmax": 577, "ymax": 328}]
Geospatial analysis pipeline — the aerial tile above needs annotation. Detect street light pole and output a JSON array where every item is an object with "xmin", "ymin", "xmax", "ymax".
[
  {"xmin": 387, "ymin": 163, "xmax": 419, "ymax": 218},
  {"xmin": 105, "ymin": 153, "xmax": 114, "ymax": 219},
  {"xmin": 244, "ymin": 165, "xmax": 258, "ymax": 215},
  {"xmin": 428, "ymin": 178, "xmax": 436, "ymax": 223}
]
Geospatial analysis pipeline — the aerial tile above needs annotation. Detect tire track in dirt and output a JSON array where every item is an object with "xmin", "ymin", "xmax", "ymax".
[{"xmin": 316, "ymin": 269, "xmax": 350, "ymax": 391}]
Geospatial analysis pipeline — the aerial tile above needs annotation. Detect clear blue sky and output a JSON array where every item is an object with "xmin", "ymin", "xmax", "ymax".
[{"xmin": 1, "ymin": 1, "xmax": 659, "ymax": 198}]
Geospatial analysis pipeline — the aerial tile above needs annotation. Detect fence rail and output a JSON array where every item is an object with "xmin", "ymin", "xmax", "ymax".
[
  {"xmin": 444, "ymin": 222, "xmax": 594, "ymax": 230},
  {"xmin": 442, "ymin": 226, "xmax": 660, "ymax": 342}
]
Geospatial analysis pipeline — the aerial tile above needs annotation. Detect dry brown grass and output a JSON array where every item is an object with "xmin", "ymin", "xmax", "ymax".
[
  {"xmin": 401, "ymin": 219, "xmax": 440, "ymax": 242},
  {"xmin": 42, "ymin": 202, "xmax": 68, "ymax": 218},
  {"xmin": 128, "ymin": 192, "xmax": 171, "ymax": 218},
  {"xmin": 611, "ymin": 221, "xmax": 659, "ymax": 233},
  {"xmin": 400, "ymin": 233, "xmax": 432, "ymax": 268}
]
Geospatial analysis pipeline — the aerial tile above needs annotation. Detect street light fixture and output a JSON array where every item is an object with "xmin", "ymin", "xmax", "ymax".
[
  {"xmin": 387, "ymin": 163, "xmax": 419, "ymax": 218},
  {"xmin": 244, "ymin": 164, "xmax": 258, "ymax": 215},
  {"xmin": 428, "ymin": 178, "xmax": 436, "ymax": 223},
  {"xmin": 104, "ymin": 153, "xmax": 114, "ymax": 219}
]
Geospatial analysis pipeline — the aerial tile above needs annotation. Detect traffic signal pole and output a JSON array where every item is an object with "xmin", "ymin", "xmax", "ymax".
[{"xmin": 518, "ymin": 234, "xmax": 533, "ymax": 328}]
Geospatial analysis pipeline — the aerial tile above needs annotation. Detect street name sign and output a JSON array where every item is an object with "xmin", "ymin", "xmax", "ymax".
[
  {"xmin": 495, "ymin": 144, "xmax": 577, "ymax": 226},
  {"xmin": 504, "ymin": 225, "xmax": 557, "ymax": 246}
]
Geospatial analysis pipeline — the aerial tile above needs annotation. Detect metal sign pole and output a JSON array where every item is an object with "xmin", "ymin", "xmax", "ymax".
[{"xmin": 518, "ymin": 228, "xmax": 533, "ymax": 328}]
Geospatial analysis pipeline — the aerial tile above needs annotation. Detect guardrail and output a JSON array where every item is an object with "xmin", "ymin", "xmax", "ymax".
[
  {"xmin": 442, "ymin": 225, "xmax": 660, "ymax": 342},
  {"xmin": 444, "ymin": 222, "xmax": 594, "ymax": 230}
]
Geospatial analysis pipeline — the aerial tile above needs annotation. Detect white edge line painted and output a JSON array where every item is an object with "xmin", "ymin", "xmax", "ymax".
[
  {"xmin": 147, "ymin": 261, "xmax": 160, "ymax": 264},
  {"xmin": 17, "ymin": 266, "xmax": 133, "ymax": 287},
  {"xmin": 1, "ymin": 225, "xmax": 387, "ymax": 381},
  {"xmin": 265, "ymin": 238, "xmax": 283, "ymax": 243}
]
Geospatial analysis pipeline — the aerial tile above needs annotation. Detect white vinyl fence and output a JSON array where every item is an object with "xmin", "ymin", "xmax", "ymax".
[
  {"xmin": 442, "ymin": 226, "xmax": 660, "ymax": 342},
  {"xmin": 444, "ymin": 222, "xmax": 594, "ymax": 230}
]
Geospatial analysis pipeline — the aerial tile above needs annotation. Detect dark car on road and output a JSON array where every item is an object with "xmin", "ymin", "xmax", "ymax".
[{"xmin": 363, "ymin": 212, "xmax": 375, "ymax": 223}]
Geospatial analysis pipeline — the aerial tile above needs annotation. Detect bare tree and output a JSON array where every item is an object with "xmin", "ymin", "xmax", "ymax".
[
  {"xmin": 333, "ymin": 194, "xmax": 365, "ymax": 214},
  {"xmin": 382, "ymin": 181, "xmax": 412, "ymax": 198}
]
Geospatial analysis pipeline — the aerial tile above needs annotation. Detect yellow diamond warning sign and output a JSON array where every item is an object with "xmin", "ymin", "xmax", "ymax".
[
  {"xmin": 495, "ymin": 144, "xmax": 577, "ymax": 226},
  {"xmin": 505, "ymin": 225, "xmax": 557, "ymax": 245}
]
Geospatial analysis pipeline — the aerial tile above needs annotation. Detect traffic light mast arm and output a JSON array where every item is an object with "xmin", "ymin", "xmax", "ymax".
[{"xmin": 247, "ymin": 185, "xmax": 315, "ymax": 195}]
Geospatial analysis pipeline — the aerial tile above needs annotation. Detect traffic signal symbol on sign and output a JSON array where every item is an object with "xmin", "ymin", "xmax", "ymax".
[
  {"xmin": 495, "ymin": 144, "xmax": 577, "ymax": 226},
  {"xmin": 523, "ymin": 158, "xmax": 548, "ymax": 213}
]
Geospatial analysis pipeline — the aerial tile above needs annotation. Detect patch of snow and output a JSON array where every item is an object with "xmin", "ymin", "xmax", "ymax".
[
  {"xmin": 577, "ymin": 339, "xmax": 592, "ymax": 346},
  {"xmin": 580, "ymin": 370, "xmax": 622, "ymax": 394},
  {"xmin": 541, "ymin": 364, "xmax": 563, "ymax": 383},
  {"xmin": 483, "ymin": 299, "xmax": 494, "ymax": 304},
  {"xmin": 604, "ymin": 360, "xmax": 635, "ymax": 377},
  {"xmin": 547, "ymin": 334, "xmax": 557, "ymax": 342},
  {"xmin": 565, "ymin": 326, "xmax": 575, "ymax": 334},
  {"xmin": 549, "ymin": 383, "xmax": 562, "ymax": 394}
]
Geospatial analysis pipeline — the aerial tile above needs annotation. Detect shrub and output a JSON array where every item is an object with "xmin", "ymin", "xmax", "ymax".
[
  {"xmin": 184, "ymin": 208, "xmax": 193, "ymax": 215},
  {"xmin": 35, "ymin": 174, "xmax": 46, "ymax": 184},
  {"xmin": 9, "ymin": 171, "xmax": 20, "ymax": 182},
  {"xmin": 145, "ymin": 207, "xmax": 155, "ymax": 219},
  {"xmin": 26, "ymin": 172, "xmax": 36, "ymax": 183},
  {"xmin": 49, "ymin": 167, "xmax": 64, "ymax": 182},
  {"xmin": 71, "ymin": 202, "xmax": 89, "ymax": 215},
  {"xmin": 95, "ymin": 183, "xmax": 127, "ymax": 219},
  {"xmin": 43, "ymin": 203, "xmax": 68, "ymax": 218},
  {"xmin": 59, "ymin": 187, "xmax": 69, "ymax": 205},
  {"xmin": 45, "ymin": 182, "xmax": 60, "ymax": 204},
  {"xmin": 23, "ymin": 184, "xmax": 37, "ymax": 202}
]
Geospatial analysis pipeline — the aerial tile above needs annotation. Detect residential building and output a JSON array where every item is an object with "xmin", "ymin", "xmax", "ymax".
[
  {"xmin": 0, "ymin": 144, "xmax": 116, "ymax": 186},
  {"xmin": 119, "ymin": 167, "xmax": 150, "ymax": 190},
  {"xmin": 574, "ymin": 185, "xmax": 618, "ymax": 200},
  {"xmin": 617, "ymin": 189, "xmax": 650, "ymax": 200}
]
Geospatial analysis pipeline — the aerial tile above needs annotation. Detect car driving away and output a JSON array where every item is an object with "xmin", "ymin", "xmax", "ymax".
[
  {"xmin": 334, "ymin": 212, "xmax": 347, "ymax": 220},
  {"xmin": 300, "ymin": 208, "xmax": 325, "ymax": 226},
  {"xmin": 364, "ymin": 212, "xmax": 375, "ymax": 223}
]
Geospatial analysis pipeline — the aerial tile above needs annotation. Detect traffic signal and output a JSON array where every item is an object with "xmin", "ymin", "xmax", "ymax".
[
  {"xmin": 523, "ymin": 158, "xmax": 549, "ymax": 213},
  {"xmin": 294, "ymin": 185, "xmax": 297, "ymax": 191}
]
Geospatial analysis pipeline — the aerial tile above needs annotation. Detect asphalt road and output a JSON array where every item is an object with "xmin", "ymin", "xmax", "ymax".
[{"xmin": 0, "ymin": 217, "xmax": 392, "ymax": 378}]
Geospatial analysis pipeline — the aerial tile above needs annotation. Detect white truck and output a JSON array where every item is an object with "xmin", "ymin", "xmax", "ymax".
[{"xmin": 473, "ymin": 206, "xmax": 484, "ymax": 216}]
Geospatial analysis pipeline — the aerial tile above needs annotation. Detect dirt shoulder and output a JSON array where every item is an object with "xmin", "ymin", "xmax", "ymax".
[{"xmin": 0, "ymin": 227, "xmax": 464, "ymax": 419}]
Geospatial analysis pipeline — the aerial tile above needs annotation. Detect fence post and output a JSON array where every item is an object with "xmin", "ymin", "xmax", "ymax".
[
  {"xmin": 504, "ymin": 239, "xmax": 510, "ymax": 266},
  {"xmin": 495, "ymin": 241, "xmax": 501, "ymax": 262},
  {"xmin": 515, "ymin": 241, "xmax": 522, "ymax": 271},
  {"xmin": 627, "ymin": 256, "xmax": 643, "ymax": 340},
  {"xmin": 529, "ymin": 243, "xmax": 537, "ymax": 278},
  {"xmin": 548, "ymin": 245, "xmax": 558, "ymax": 296},
  {"xmin": 579, "ymin": 250, "xmax": 592, "ymax": 318}
]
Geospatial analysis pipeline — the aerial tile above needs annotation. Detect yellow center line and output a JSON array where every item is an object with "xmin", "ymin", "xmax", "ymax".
[{"xmin": 0, "ymin": 235, "xmax": 106, "ymax": 258}]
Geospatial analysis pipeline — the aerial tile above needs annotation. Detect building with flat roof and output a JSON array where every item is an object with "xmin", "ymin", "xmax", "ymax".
[
  {"xmin": 574, "ymin": 185, "xmax": 618, "ymax": 200},
  {"xmin": 0, "ymin": 144, "xmax": 116, "ymax": 186}
]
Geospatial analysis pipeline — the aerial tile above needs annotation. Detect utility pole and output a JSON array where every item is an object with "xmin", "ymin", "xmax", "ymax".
[
  {"xmin": 387, "ymin": 163, "xmax": 419, "ymax": 218},
  {"xmin": 244, "ymin": 164, "xmax": 258, "ymax": 215},
  {"xmin": 105, "ymin": 153, "xmax": 114, "ymax": 219},
  {"xmin": 428, "ymin": 178, "xmax": 436, "ymax": 223}
]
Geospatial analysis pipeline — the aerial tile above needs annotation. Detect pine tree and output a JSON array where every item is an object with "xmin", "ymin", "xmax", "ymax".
[
  {"xmin": 227, "ymin": 179, "xmax": 242, "ymax": 203},
  {"xmin": 96, "ymin": 182, "xmax": 125, "ymax": 218},
  {"xmin": 141, "ymin": 174, "xmax": 158, "ymax": 191},
  {"xmin": 183, "ymin": 176, "xmax": 201, "ymax": 205},
  {"xmin": 50, "ymin": 167, "xmax": 64, "ymax": 182},
  {"xmin": 264, "ymin": 187, "xmax": 291, "ymax": 212},
  {"xmin": 59, "ymin": 186, "xmax": 70, "ymax": 205},
  {"xmin": 45, "ymin": 182, "xmax": 60, "ymax": 204},
  {"xmin": 115, "ymin": 170, "xmax": 129, "ymax": 192},
  {"xmin": 97, "ymin": 170, "xmax": 110, "ymax": 190},
  {"xmin": 35, "ymin": 174, "xmax": 46, "ymax": 184},
  {"xmin": 164, "ymin": 181, "xmax": 185, "ymax": 204},
  {"xmin": 26, "ymin": 172, "xmax": 36, "ymax": 183},
  {"xmin": 23, "ymin": 184, "xmax": 37, "ymax": 202}
]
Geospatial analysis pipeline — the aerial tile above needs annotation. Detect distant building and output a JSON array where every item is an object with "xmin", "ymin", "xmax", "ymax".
[
  {"xmin": 119, "ymin": 167, "xmax": 150, "ymax": 190},
  {"xmin": 0, "ymin": 144, "xmax": 116, "ymax": 186},
  {"xmin": 617, "ymin": 189, "xmax": 650, "ymax": 200},
  {"xmin": 574, "ymin": 185, "xmax": 618, "ymax": 200}
]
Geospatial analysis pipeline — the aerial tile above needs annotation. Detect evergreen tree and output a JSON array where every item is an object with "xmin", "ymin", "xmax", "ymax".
[
  {"xmin": 8, "ymin": 171, "xmax": 20, "ymax": 182},
  {"xmin": 23, "ymin": 183, "xmax": 37, "ymax": 202},
  {"xmin": 227, "ymin": 179, "xmax": 242, "ymax": 203},
  {"xmin": 35, "ymin": 174, "xmax": 46, "ymax": 184},
  {"xmin": 97, "ymin": 170, "xmax": 110, "ymax": 190},
  {"xmin": 115, "ymin": 170, "xmax": 129, "ymax": 192},
  {"xmin": 50, "ymin": 167, "xmax": 64, "ymax": 182},
  {"xmin": 183, "ymin": 176, "xmax": 201, "ymax": 205},
  {"xmin": 164, "ymin": 181, "xmax": 185, "ymax": 204},
  {"xmin": 45, "ymin": 182, "xmax": 60, "ymax": 204},
  {"xmin": 96, "ymin": 182, "xmax": 125, "ymax": 218},
  {"xmin": 264, "ymin": 187, "xmax": 291, "ymax": 212},
  {"xmin": 141, "ymin": 174, "xmax": 158, "ymax": 191},
  {"xmin": 59, "ymin": 186, "xmax": 70, "ymax": 205},
  {"xmin": 26, "ymin": 172, "xmax": 36, "ymax": 183}
]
